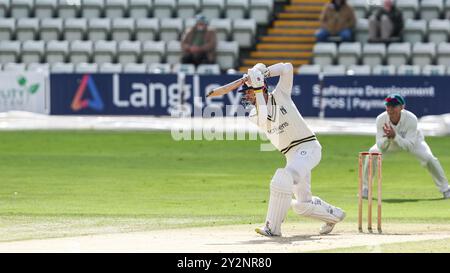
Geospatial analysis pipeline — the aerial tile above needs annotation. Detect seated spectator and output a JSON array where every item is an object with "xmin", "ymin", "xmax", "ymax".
[
  {"xmin": 181, "ymin": 14, "xmax": 217, "ymax": 66},
  {"xmin": 368, "ymin": 0, "xmax": 403, "ymax": 43},
  {"xmin": 316, "ymin": 0, "xmax": 356, "ymax": 42}
]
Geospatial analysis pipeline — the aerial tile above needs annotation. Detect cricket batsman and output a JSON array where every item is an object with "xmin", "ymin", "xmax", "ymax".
[
  {"xmin": 362, "ymin": 94, "xmax": 450, "ymax": 199},
  {"xmin": 240, "ymin": 63, "xmax": 346, "ymax": 237}
]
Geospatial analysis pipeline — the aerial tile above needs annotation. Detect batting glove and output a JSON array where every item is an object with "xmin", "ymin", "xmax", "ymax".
[
  {"xmin": 247, "ymin": 68, "xmax": 265, "ymax": 90},
  {"xmin": 253, "ymin": 63, "xmax": 269, "ymax": 78}
]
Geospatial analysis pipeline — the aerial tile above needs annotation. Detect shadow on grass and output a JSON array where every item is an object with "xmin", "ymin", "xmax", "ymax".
[{"xmin": 382, "ymin": 198, "xmax": 443, "ymax": 203}]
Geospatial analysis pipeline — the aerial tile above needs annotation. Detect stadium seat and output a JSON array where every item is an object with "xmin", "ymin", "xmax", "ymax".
[
  {"xmin": 445, "ymin": 0, "xmax": 450, "ymax": 19},
  {"xmin": 27, "ymin": 63, "xmax": 50, "ymax": 73},
  {"xmin": 46, "ymin": 40, "xmax": 69, "ymax": 64},
  {"xmin": 0, "ymin": 18, "xmax": 15, "ymax": 41},
  {"xmin": 338, "ymin": 42, "xmax": 361, "ymax": 66},
  {"xmin": 412, "ymin": 43, "xmax": 436, "ymax": 66},
  {"xmin": 225, "ymin": 0, "xmax": 248, "ymax": 20},
  {"xmin": 0, "ymin": 41, "xmax": 21, "ymax": 63},
  {"xmin": 3, "ymin": 62, "xmax": 26, "ymax": 72},
  {"xmin": 111, "ymin": 18, "xmax": 135, "ymax": 42},
  {"xmin": 35, "ymin": 0, "xmax": 57, "ymax": 19},
  {"xmin": 136, "ymin": 18, "xmax": 159, "ymax": 42},
  {"xmin": 172, "ymin": 63, "xmax": 196, "ymax": 74},
  {"xmin": 123, "ymin": 63, "xmax": 147, "ymax": 73},
  {"xmin": 183, "ymin": 18, "xmax": 197, "ymax": 31},
  {"xmin": 362, "ymin": 43, "xmax": 386, "ymax": 67},
  {"xmin": 0, "ymin": 0, "xmax": 9, "ymax": 18},
  {"xmin": 153, "ymin": 0, "xmax": 176, "ymax": 19},
  {"xmin": 397, "ymin": 65, "xmax": 421, "ymax": 75},
  {"xmin": 428, "ymin": 19, "xmax": 450, "ymax": 44},
  {"xmin": 297, "ymin": 64, "xmax": 321, "ymax": 75},
  {"xmin": 142, "ymin": 41, "xmax": 166, "ymax": 64},
  {"xmin": 372, "ymin": 65, "xmax": 396, "ymax": 75},
  {"xmin": 10, "ymin": 0, "xmax": 32, "ymax": 18},
  {"xmin": 348, "ymin": 0, "xmax": 368, "ymax": 18},
  {"xmin": 81, "ymin": 0, "xmax": 104, "ymax": 19},
  {"xmin": 129, "ymin": 0, "xmax": 151, "ymax": 18},
  {"xmin": 40, "ymin": 18, "xmax": 63, "ymax": 42},
  {"xmin": 201, "ymin": 0, "xmax": 224, "ymax": 20},
  {"xmin": 75, "ymin": 62, "xmax": 99, "ymax": 73},
  {"xmin": 117, "ymin": 41, "xmax": 141, "ymax": 65},
  {"xmin": 99, "ymin": 63, "xmax": 123, "ymax": 73},
  {"xmin": 322, "ymin": 65, "xmax": 346, "ymax": 76},
  {"xmin": 57, "ymin": 0, "xmax": 79, "ymax": 18},
  {"xmin": 93, "ymin": 41, "xmax": 117, "ymax": 65},
  {"xmin": 420, "ymin": 0, "xmax": 444, "ymax": 21},
  {"xmin": 51, "ymin": 62, "xmax": 75, "ymax": 73},
  {"xmin": 232, "ymin": 19, "xmax": 256, "ymax": 48},
  {"xmin": 105, "ymin": 0, "xmax": 128, "ymax": 18},
  {"xmin": 196, "ymin": 64, "xmax": 221, "ymax": 74},
  {"xmin": 64, "ymin": 18, "xmax": 88, "ymax": 42},
  {"xmin": 313, "ymin": 43, "xmax": 337, "ymax": 66},
  {"xmin": 166, "ymin": 40, "xmax": 182, "ymax": 65},
  {"xmin": 436, "ymin": 42, "xmax": 450, "ymax": 65},
  {"xmin": 422, "ymin": 64, "xmax": 446, "ymax": 75},
  {"xmin": 87, "ymin": 18, "xmax": 111, "ymax": 42},
  {"xmin": 355, "ymin": 18, "xmax": 369, "ymax": 43},
  {"xmin": 69, "ymin": 40, "xmax": 93, "ymax": 64},
  {"xmin": 216, "ymin": 40, "xmax": 239, "ymax": 70},
  {"xmin": 21, "ymin": 40, "xmax": 45, "ymax": 64},
  {"xmin": 249, "ymin": 0, "xmax": 274, "ymax": 25},
  {"xmin": 16, "ymin": 18, "xmax": 39, "ymax": 42},
  {"xmin": 347, "ymin": 65, "xmax": 371, "ymax": 75},
  {"xmin": 148, "ymin": 63, "xmax": 172, "ymax": 73},
  {"xmin": 387, "ymin": 43, "xmax": 411, "ymax": 66},
  {"xmin": 403, "ymin": 19, "xmax": 427, "ymax": 43},
  {"xmin": 210, "ymin": 18, "xmax": 232, "ymax": 41},
  {"xmin": 177, "ymin": 0, "xmax": 200, "ymax": 19},
  {"xmin": 159, "ymin": 18, "xmax": 184, "ymax": 43},
  {"xmin": 396, "ymin": 0, "xmax": 418, "ymax": 20}
]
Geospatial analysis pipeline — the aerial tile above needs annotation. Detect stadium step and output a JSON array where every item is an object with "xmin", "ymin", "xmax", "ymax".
[
  {"xmin": 267, "ymin": 28, "xmax": 316, "ymax": 35},
  {"xmin": 240, "ymin": 0, "xmax": 322, "ymax": 72},
  {"xmin": 260, "ymin": 36, "xmax": 316, "ymax": 43},
  {"xmin": 277, "ymin": 12, "xmax": 320, "ymax": 20},
  {"xmin": 274, "ymin": 20, "xmax": 320, "ymax": 28},
  {"xmin": 256, "ymin": 43, "xmax": 314, "ymax": 51},
  {"xmin": 250, "ymin": 51, "xmax": 313, "ymax": 58},
  {"xmin": 285, "ymin": 5, "xmax": 323, "ymax": 12},
  {"xmin": 243, "ymin": 59, "xmax": 310, "ymax": 66},
  {"xmin": 291, "ymin": 0, "xmax": 328, "ymax": 3}
]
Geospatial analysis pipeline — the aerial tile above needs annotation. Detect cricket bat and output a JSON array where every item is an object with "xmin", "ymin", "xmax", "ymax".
[{"xmin": 205, "ymin": 75, "xmax": 250, "ymax": 98}]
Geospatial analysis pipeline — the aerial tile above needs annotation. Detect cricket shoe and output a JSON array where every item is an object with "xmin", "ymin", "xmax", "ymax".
[
  {"xmin": 319, "ymin": 209, "xmax": 346, "ymax": 235},
  {"xmin": 255, "ymin": 226, "xmax": 280, "ymax": 237},
  {"xmin": 444, "ymin": 189, "xmax": 450, "ymax": 199}
]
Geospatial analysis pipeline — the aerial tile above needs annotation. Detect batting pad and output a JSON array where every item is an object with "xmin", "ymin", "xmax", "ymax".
[
  {"xmin": 292, "ymin": 196, "xmax": 342, "ymax": 224},
  {"xmin": 265, "ymin": 168, "xmax": 293, "ymax": 236}
]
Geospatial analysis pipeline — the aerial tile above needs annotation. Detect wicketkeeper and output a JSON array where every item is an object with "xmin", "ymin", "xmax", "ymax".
[
  {"xmin": 240, "ymin": 63, "xmax": 346, "ymax": 237},
  {"xmin": 362, "ymin": 94, "xmax": 450, "ymax": 199}
]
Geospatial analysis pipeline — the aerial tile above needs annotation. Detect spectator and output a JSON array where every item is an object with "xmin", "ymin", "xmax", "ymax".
[
  {"xmin": 181, "ymin": 14, "xmax": 217, "ymax": 66},
  {"xmin": 316, "ymin": 0, "xmax": 356, "ymax": 42},
  {"xmin": 368, "ymin": 0, "xmax": 404, "ymax": 43}
]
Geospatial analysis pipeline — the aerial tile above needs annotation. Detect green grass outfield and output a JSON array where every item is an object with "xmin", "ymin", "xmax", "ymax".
[{"xmin": 0, "ymin": 131, "xmax": 449, "ymax": 249}]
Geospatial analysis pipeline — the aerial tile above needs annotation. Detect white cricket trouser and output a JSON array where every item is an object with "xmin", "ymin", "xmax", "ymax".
[
  {"xmin": 364, "ymin": 141, "xmax": 449, "ymax": 193},
  {"xmin": 284, "ymin": 141, "xmax": 343, "ymax": 224}
]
